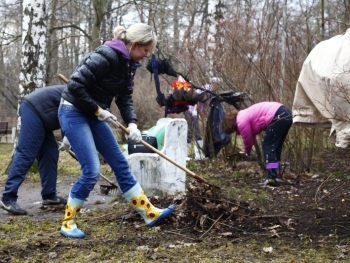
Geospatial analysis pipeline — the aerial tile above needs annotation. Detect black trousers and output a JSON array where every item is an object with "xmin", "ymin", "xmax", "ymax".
[{"xmin": 262, "ymin": 105, "xmax": 292, "ymax": 164}]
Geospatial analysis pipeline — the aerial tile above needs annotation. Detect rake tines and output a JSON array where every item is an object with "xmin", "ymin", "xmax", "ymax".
[{"xmin": 100, "ymin": 184, "xmax": 119, "ymax": 195}]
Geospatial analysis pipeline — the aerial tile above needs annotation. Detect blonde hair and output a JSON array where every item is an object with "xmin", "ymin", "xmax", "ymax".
[{"xmin": 113, "ymin": 23, "xmax": 157, "ymax": 53}]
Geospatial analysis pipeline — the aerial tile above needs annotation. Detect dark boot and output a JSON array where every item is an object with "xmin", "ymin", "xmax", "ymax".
[
  {"xmin": 259, "ymin": 162, "xmax": 282, "ymax": 186},
  {"xmin": 259, "ymin": 169, "xmax": 280, "ymax": 186}
]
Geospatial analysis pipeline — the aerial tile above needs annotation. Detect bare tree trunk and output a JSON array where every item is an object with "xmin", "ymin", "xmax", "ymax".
[
  {"xmin": 68, "ymin": 2, "xmax": 79, "ymax": 68},
  {"xmin": 321, "ymin": 0, "xmax": 325, "ymax": 40},
  {"xmin": 155, "ymin": 0, "xmax": 167, "ymax": 38},
  {"xmin": 91, "ymin": 0, "xmax": 106, "ymax": 50},
  {"xmin": 0, "ymin": 43, "xmax": 5, "ymax": 101},
  {"xmin": 20, "ymin": 0, "xmax": 47, "ymax": 96},
  {"xmin": 173, "ymin": 0, "xmax": 180, "ymax": 54},
  {"xmin": 133, "ymin": 1, "xmax": 146, "ymax": 23},
  {"xmin": 147, "ymin": 0, "xmax": 154, "ymax": 25},
  {"xmin": 6, "ymin": 0, "xmax": 48, "ymax": 174},
  {"xmin": 202, "ymin": 0, "xmax": 209, "ymax": 58},
  {"xmin": 101, "ymin": 0, "xmax": 113, "ymax": 41},
  {"xmin": 279, "ymin": 0, "xmax": 287, "ymax": 103},
  {"xmin": 344, "ymin": 0, "xmax": 350, "ymax": 32},
  {"xmin": 0, "ymin": 40, "xmax": 17, "ymax": 110},
  {"xmin": 46, "ymin": 0, "xmax": 58, "ymax": 85}
]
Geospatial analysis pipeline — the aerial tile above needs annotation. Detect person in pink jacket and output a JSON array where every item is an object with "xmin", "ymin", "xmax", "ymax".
[{"xmin": 222, "ymin": 102, "xmax": 292, "ymax": 186}]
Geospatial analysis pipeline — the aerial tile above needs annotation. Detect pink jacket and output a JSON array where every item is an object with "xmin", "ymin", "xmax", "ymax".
[{"xmin": 236, "ymin": 102, "xmax": 282, "ymax": 154}]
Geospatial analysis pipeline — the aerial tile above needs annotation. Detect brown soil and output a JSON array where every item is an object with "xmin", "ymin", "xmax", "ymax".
[
  {"xmin": 2, "ymin": 149, "xmax": 350, "ymax": 238},
  {"xmin": 0, "ymin": 176, "xmax": 117, "ymax": 221},
  {"xmin": 132, "ymin": 147, "xmax": 350, "ymax": 242},
  {"xmin": 1, "ymin": 147, "xmax": 350, "ymax": 262}
]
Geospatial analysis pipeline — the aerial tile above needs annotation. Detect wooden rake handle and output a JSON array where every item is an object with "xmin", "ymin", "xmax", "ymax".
[
  {"xmin": 109, "ymin": 119, "xmax": 218, "ymax": 188},
  {"xmin": 57, "ymin": 74, "xmax": 220, "ymax": 189}
]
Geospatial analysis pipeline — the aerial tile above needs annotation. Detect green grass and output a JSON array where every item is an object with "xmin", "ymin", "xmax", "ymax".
[{"xmin": 0, "ymin": 143, "xmax": 13, "ymax": 181}]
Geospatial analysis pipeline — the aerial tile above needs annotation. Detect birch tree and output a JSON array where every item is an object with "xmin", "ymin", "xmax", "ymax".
[
  {"xmin": 19, "ymin": 0, "xmax": 47, "ymax": 99},
  {"xmin": 5, "ymin": 0, "xmax": 48, "ymax": 173},
  {"xmin": 17, "ymin": 0, "xmax": 47, "ymax": 131}
]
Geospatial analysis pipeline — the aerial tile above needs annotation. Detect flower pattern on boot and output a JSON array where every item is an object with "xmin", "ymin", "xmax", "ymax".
[
  {"xmin": 62, "ymin": 202, "xmax": 81, "ymax": 231},
  {"xmin": 130, "ymin": 190, "xmax": 161, "ymax": 220}
]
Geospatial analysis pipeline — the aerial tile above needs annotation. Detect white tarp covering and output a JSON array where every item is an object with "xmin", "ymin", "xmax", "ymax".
[{"xmin": 293, "ymin": 29, "xmax": 350, "ymax": 148}]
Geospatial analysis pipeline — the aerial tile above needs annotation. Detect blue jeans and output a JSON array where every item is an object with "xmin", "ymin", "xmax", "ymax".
[
  {"xmin": 58, "ymin": 103, "xmax": 137, "ymax": 200},
  {"xmin": 2, "ymin": 103, "xmax": 59, "ymax": 201}
]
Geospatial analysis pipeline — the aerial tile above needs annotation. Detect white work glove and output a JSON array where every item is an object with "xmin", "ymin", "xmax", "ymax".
[
  {"xmin": 95, "ymin": 108, "xmax": 117, "ymax": 124},
  {"xmin": 58, "ymin": 136, "xmax": 71, "ymax": 152},
  {"xmin": 125, "ymin": 123, "xmax": 142, "ymax": 143},
  {"xmin": 192, "ymin": 109, "xmax": 198, "ymax": 117}
]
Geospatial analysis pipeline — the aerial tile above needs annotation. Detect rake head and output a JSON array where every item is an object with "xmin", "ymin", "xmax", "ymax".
[{"xmin": 100, "ymin": 184, "xmax": 119, "ymax": 195}]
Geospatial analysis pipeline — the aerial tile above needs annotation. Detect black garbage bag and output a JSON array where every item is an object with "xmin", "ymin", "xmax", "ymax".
[
  {"xmin": 203, "ymin": 97, "xmax": 231, "ymax": 158},
  {"xmin": 147, "ymin": 58, "xmax": 177, "ymax": 77}
]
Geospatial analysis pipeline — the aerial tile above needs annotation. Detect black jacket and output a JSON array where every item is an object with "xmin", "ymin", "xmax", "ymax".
[
  {"xmin": 23, "ymin": 85, "xmax": 65, "ymax": 131},
  {"xmin": 61, "ymin": 42, "xmax": 139, "ymax": 125}
]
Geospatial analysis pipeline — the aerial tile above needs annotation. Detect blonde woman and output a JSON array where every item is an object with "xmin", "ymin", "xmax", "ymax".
[{"xmin": 58, "ymin": 23, "xmax": 175, "ymax": 238}]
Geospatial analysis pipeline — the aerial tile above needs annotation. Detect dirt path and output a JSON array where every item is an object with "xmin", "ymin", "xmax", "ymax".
[{"xmin": 0, "ymin": 175, "xmax": 118, "ymax": 222}]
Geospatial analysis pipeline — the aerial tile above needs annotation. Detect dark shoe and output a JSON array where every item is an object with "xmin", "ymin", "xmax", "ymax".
[
  {"xmin": 42, "ymin": 196, "xmax": 67, "ymax": 205},
  {"xmin": 0, "ymin": 200, "xmax": 27, "ymax": 215}
]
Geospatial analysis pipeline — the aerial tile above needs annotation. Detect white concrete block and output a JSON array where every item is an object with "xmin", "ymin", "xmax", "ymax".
[{"xmin": 126, "ymin": 118, "xmax": 188, "ymax": 196}]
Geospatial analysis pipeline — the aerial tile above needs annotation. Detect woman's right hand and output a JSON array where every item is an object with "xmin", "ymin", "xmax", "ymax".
[{"xmin": 96, "ymin": 108, "xmax": 117, "ymax": 123}]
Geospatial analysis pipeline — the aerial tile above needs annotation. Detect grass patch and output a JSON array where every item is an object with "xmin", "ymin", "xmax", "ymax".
[{"xmin": 0, "ymin": 143, "xmax": 13, "ymax": 178}]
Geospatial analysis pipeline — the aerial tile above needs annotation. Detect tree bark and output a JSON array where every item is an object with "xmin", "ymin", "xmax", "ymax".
[
  {"xmin": 46, "ymin": 0, "xmax": 58, "ymax": 85},
  {"xmin": 6, "ymin": 0, "xmax": 48, "ymax": 173},
  {"xmin": 91, "ymin": 0, "xmax": 106, "ymax": 50}
]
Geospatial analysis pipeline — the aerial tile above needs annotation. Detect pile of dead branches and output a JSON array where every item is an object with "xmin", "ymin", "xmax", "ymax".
[
  {"xmin": 170, "ymin": 180, "xmax": 255, "ymax": 237},
  {"xmin": 121, "ymin": 179, "xmax": 297, "ymax": 238}
]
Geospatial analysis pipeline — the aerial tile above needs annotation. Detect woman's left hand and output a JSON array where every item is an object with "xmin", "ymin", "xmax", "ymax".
[{"xmin": 58, "ymin": 136, "xmax": 71, "ymax": 152}]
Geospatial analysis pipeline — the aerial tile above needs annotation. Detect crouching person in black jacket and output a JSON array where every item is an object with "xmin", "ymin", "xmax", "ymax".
[{"xmin": 1, "ymin": 85, "xmax": 67, "ymax": 215}]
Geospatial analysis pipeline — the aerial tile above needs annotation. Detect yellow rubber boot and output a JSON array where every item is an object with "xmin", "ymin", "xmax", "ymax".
[
  {"xmin": 60, "ymin": 194, "xmax": 85, "ymax": 238},
  {"xmin": 123, "ymin": 183, "xmax": 175, "ymax": 227}
]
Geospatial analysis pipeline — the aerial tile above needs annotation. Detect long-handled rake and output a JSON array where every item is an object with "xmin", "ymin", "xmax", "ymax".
[
  {"xmin": 110, "ymin": 119, "xmax": 220, "ymax": 189},
  {"xmin": 58, "ymin": 74, "xmax": 221, "ymax": 190}
]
